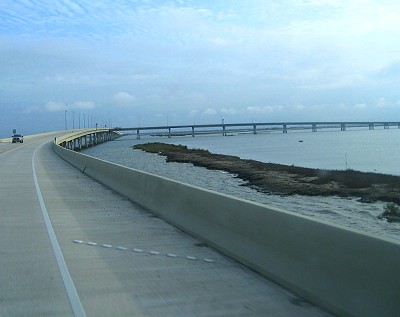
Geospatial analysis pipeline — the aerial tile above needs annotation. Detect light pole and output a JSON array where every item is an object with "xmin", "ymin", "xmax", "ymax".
[
  {"xmin": 72, "ymin": 111, "xmax": 75, "ymax": 130},
  {"xmin": 64, "ymin": 110, "xmax": 67, "ymax": 130}
]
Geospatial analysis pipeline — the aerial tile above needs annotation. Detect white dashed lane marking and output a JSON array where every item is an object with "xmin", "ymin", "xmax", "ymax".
[{"xmin": 73, "ymin": 240, "xmax": 215, "ymax": 263}]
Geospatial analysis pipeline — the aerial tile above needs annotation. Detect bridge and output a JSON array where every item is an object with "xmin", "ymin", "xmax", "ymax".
[
  {"xmin": 1, "ymin": 128, "xmax": 400, "ymax": 316},
  {"xmin": 113, "ymin": 121, "xmax": 400, "ymax": 138}
]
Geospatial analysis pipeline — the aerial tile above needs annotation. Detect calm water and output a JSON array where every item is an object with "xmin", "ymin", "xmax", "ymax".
[{"xmin": 82, "ymin": 127, "xmax": 400, "ymax": 242}]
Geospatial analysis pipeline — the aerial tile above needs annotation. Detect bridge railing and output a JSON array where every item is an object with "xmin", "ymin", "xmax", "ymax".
[{"xmin": 55, "ymin": 128, "xmax": 120, "ymax": 151}]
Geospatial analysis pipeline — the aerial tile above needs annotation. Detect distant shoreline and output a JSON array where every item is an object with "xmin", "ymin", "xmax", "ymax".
[{"xmin": 133, "ymin": 142, "xmax": 400, "ymax": 205}]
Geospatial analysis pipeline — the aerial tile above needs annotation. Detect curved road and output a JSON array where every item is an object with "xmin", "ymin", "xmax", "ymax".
[{"xmin": 0, "ymin": 134, "xmax": 332, "ymax": 316}]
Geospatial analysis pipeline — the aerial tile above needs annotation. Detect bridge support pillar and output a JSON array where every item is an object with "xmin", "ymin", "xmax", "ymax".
[
  {"xmin": 341, "ymin": 123, "xmax": 346, "ymax": 131},
  {"xmin": 369, "ymin": 124, "xmax": 374, "ymax": 130},
  {"xmin": 137, "ymin": 129, "xmax": 140, "ymax": 139},
  {"xmin": 192, "ymin": 126, "xmax": 195, "ymax": 137},
  {"xmin": 384, "ymin": 123, "xmax": 389, "ymax": 129},
  {"xmin": 168, "ymin": 128, "xmax": 171, "ymax": 138},
  {"xmin": 253, "ymin": 125, "xmax": 257, "ymax": 135},
  {"xmin": 312, "ymin": 123, "xmax": 317, "ymax": 132},
  {"xmin": 223, "ymin": 125, "xmax": 226, "ymax": 136},
  {"xmin": 398, "ymin": 123, "xmax": 400, "ymax": 129},
  {"xmin": 283, "ymin": 124, "xmax": 287, "ymax": 133}
]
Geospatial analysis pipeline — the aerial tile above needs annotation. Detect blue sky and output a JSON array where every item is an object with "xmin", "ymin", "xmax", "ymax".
[{"xmin": 1, "ymin": 0, "xmax": 400, "ymax": 137}]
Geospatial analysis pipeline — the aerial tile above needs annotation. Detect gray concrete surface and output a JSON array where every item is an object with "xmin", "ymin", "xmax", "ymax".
[
  {"xmin": 1, "ymin": 134, "xmax": 333, "ymax": 316},
  {"xmin": 54, "ymin": 135, "xmax": 400, "ymax": 317}
]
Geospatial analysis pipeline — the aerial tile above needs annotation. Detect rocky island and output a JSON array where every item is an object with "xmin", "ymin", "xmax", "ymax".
[{"xmin": 133, "ymin": 142, "xmax": 400, "ymax": 208}]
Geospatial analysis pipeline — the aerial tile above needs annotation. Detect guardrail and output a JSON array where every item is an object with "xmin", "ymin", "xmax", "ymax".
[
  {"xmin": 52, "ymin": 133, "xmax": 400, "ymax": 317},
  {"xmin": 56, "ymin": 128, "xmax": 119, "ymax": 151}
]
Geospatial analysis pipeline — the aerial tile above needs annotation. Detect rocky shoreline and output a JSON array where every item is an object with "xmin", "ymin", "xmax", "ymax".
[{"xmin": 133, "ymin": 142, "xmax": 400, "ymax": 205}]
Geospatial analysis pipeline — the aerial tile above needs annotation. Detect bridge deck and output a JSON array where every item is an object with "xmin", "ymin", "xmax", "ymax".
[{"xmin": 0, "ymin": 135, "xmax": 332, "ymax": 316}]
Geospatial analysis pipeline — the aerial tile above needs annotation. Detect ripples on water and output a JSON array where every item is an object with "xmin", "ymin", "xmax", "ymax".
[{"xmin": 82, "ymin": 130, "xmax": 400, "ymax": 242}]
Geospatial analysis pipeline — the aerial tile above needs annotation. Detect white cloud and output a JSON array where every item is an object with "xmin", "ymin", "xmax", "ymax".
[
  {"xmin": 354, "ymin": 103, "xmax": 367, "ymax": 110},
  {"xmin": 70, "ymin": 101, "xmax": 95, "ymax": 110},
  {"xmin": 377, "ymin": 98, "xmax": 392, "ymax": 108},
  {"xmin": 45, "ymin": 101, "xmax": 65, "ymax": 112},
  {"xmin": 246, "ymin": 105, "xmax": 285, "ymax": 113},
  {"xmin": 187, "ymin": 109, "xmax": 199, "ymax": 117},
  {"xmin": 24, "ymin": 106, "xmax": 41, "ymax": 114},
  {"xmin": 221, "ymin": 107, "xmax": 243, "ymax": 115},
  {"xmin": 376, "ymin": 98, "xmax": 400, "ymax": 109},
  {"xmin": 204, "ymin": 108, "xmax": 217, "ymax": 115},
  {"xmin": 113, "ymin": 92, "xmax": 136, "ymax": 107},
  {"xmin": 293, "ymin": 104, "xmax": 306, "ymax": 111}
]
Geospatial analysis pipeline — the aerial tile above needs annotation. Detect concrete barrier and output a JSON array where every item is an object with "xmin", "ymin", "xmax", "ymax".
[{"xmin": 52, "ymin": 140, "xmax": 400, "ymax": 317}]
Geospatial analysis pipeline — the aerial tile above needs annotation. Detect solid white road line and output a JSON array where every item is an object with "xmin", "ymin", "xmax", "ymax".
[{"xmin": 32, "ymin": 143, "xmax": 86, "ymax": 317}]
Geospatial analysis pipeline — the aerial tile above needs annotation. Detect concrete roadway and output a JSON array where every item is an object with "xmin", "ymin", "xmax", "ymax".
[{"xmin": 0, "ymin": 134, "xmax": 333, "ymax": 317}]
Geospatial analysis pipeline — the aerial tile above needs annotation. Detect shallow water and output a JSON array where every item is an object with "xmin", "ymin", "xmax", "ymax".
[{"xmin": 82, "ymin": 129, "xmax": 400, "ymax": 242}]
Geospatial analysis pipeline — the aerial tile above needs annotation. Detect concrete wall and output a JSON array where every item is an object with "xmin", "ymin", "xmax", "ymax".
[{"xmin": 52, "ymin": 141, "xmax": 400, "ymax": 317}]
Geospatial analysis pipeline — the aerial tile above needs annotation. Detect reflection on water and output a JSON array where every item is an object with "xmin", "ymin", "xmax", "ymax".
[{"xmin": 83, "ymin": 130, "xmax": 400, "ymax": 242}]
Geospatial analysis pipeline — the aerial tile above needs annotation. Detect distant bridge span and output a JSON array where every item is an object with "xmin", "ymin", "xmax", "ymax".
[{"xmin": 113, "ymin": 121, "xmax": 400, "ymax": 138}]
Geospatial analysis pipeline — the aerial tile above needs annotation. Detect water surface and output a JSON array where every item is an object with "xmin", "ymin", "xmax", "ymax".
[{"xmin": 83, "ymin": 128, "xmax": 400, "ymax": 241}]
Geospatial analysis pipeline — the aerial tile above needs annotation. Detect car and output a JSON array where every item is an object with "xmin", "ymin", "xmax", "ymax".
[{"xmin": 12, "ymin": 134, "xmax": 24, "ymax": 143}]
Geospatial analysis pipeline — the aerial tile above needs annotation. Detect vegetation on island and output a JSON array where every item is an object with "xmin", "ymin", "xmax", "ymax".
[
  {"xmin": 379, "ymin": 203, "xmax": 400, "ymax": 223},
  {"xmin": 133, "ymin": 142, "xmax": 400, "ymax": 220}
]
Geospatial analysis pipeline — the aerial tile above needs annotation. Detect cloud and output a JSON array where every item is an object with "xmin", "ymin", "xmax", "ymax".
[
  {"xmin": 377, "ymin": 98, "xmax": 390, "ymax": 108},
  {"xmin": 246, "ymin": 105, "xmax": 285, "ymax": 113},
  {"xmin": 293, "ymin": 104, "xmax": 306, "ymax": 111},
  {"xmin": 374, "ymin": 61, "xmax": 400, "ymax": 80},
  {"xmin": 24, "ymin": 106, "xmax": 41, "ymax": 114},
  {"xmin": 203, "ymin": 108, "xmax": 217, "ymax": 115},
  {"xmin": 221, "ymin": 107, "xmax": 243, "ymax": 115},
  {"xmin": 45, "ymin": 100, "xmax": 95, "ymax": 112},
  {"xmin": 70, "ymin": 101, "xmax": 95, "ymax": 110},
  {"xmin": 187, "ymin": 109, "xmax": 199, "ymax": 117},
  {"xmin": 376, "ymin": 98, "xmax": 400, "ymax": 109},
  {"xmin": 354, "ymin": 103, "xmax": 367, "ymax": 110},
  {"xmin": 45, "ymin": 101, "xmax": 65, "ymax": 112},
  {"xmin": 113, "ymin": 92, "xmax": 136, "ymax": 107}
]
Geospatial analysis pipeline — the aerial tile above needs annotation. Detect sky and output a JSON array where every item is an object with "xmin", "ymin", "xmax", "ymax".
[{"xmin": 1, "ymin": 0, "xmax": 400, "ymax": 137}]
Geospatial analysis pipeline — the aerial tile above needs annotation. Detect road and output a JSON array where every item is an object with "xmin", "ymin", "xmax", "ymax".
[{"xmin": 0, "ymin": 133, "xmax": 333, "ymax": 316}]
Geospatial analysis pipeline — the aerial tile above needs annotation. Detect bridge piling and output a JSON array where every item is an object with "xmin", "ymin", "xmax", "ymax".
[
  {"xmin": 114, "ymin": 121, "xmax": 400, "ymax": 137},
  {"xmin": 312, "ymin": 123, "xmax": 317, "ymax": 132}
]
